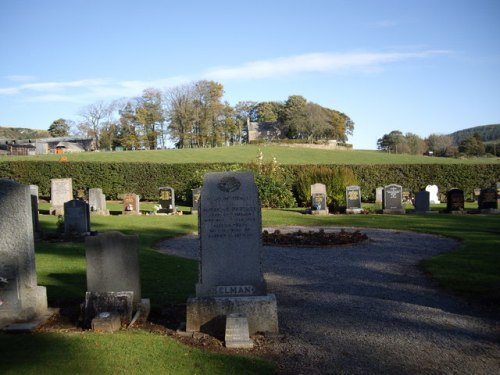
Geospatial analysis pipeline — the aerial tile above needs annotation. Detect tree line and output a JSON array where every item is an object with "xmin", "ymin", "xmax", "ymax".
[
  {"xmin": 47, "ymin": 80, "xmax": 354, "ymax": 150},
  {"xmin": 377, "ymin": 130, "xmax": 498, "ymax": 157}
]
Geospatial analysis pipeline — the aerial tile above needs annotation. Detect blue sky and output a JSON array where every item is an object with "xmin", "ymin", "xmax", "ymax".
[{"xmin": 1, "ymin": 0, "xmax": 499, "ymax": 149}]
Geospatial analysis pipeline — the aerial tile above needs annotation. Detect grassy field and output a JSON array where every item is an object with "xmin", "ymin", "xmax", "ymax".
[{"xmin": 3, "ymin": 144, "xmax": 499, "ymax": 164}]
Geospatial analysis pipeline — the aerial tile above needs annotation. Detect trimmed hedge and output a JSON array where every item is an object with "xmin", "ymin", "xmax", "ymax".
[{"xmin": 1, "ymin": 161, "xmax": 499, "ymax": 204}]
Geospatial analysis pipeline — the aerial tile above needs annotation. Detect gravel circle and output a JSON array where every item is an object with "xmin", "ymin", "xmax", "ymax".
[{"xmin": 156, "ymin": 227, "xmax": 500, "ymax": 375}]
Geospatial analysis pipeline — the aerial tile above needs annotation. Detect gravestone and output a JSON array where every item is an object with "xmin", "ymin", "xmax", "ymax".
[
  {"xmin": 310, "ymin": 183, "xmax": 328, "ymax": 215},
  {"xmin": 158, "ymin": 186, "xmax": 176, "ymax": 214},
  {"xmin": 122, "ymin": 193, "xmax": 140, "ymax": 215},
  {"xmin": 497, "ymin": 182, "xmax": 500, "ymax": 206},
  {"xmin": 414, "ymin": 191, "xmax": 434, "ymax": 214},
  {"xmin": 50, "ymin": 178, "xmax": 72, "ymax": 215},
  {"xmin": 64, "ymin": 199, "xmax": 90, "ymax": 235},
  {"xmin": 225, "ymin": 313, "xmax": 253, "ymax": 349},
  {"xmin": 29, "ymin": 185, "xmax": 40, "ymax": 235},
  {"xmin": 85, "ymin": 231, "xmax": 148, "ymax": 325},
  {"xmin": 473, "ymin": 188, "xmax": 481, "ymax": 202},
  {"xmin": 0, "ymin": 179, "xmax": 48, "ymax": 328},
  {"xmin": 375, "ymin": 187, "xmax": 384, "ymax": 204},
  {"xmin": 191, "ymin": 187, "xmax": 201, "ymax": 214},
  {"xmin": 186, "ymin": 172, "xmax": 278, "ymax": 336},
  {"xmin": 478, "ymin": 188, "xmax": 498, "ymax": 212},
  {"xmin": 402, "ymin": 188, "xmax": 413, "ymax": 204},
  {"xmin": 425, "ymin": 185, "xmax": 441, "ymax": 204},
  {"xmin": 89, "ymin": 188, "xmax": 109, "ymax": 215},
  {"xmin": 346, "ymin": 185, "xmax": 362, "ymax": 214},
  {"xmin": 383, "ymin": 184, "xmax": 405, "ymax": 214},
  {"xmin": 446, "ymin": 189, "xmax": 464, "ymax": 212}
]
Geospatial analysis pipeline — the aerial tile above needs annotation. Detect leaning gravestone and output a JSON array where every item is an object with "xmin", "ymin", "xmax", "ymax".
[
  {"xmin": 191, "ymin": 187, "xmax": 201, "ymax": 214},
  {"xmin": 0, "ymin": 179, "xmax": 48, "ymax": 328},
  {"xmin": 346, "ymin": 185, "xmax": 362, "ymax": 214},
  {"xmin": 85, "ymin": 232, "xmax": 149, "ymax": 326},
  {"xmin": 446, "ymin": 188, "xmax": 465, "ymax": 213},
  {"xmin": 158, "ymin": 186, "xmax": 176, "ymax": 214},
  {"xmin": 310, "ymin": 183, "xmax": 328, "ymax": 215},
  {"xmin": 425, "ymin": 184, "xmax": 441, "ymax": 204},
  {"xmin": 89, "ymin": 188, "xmax": 109, "ymax": 215},
  {"xmin": 478, "ymin": 188, "xmax": 498, "ymax": 212},
  {"xmin": 122, "ymin": 193, "xmax": 140, "ymax": 215},
  {"xmin": 383, "ymin": 184, "xmax": 405, "ymax": 214},
  {"xmin": 50, "ymin": 178, "xmax": 72, "ymax": 215},
  {"xmin": 186, "ymin": 172, "xmax": 278, "ymax": 337},
  {"xmin": 64, "ymin": 199, "xmax": 90, "ymax": 235}
]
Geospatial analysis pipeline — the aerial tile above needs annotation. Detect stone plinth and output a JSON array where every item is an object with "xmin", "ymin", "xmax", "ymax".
[
  {"xmin": 186, "ymin": 294, "xmax": 278, "ymax": 336},
  {"xmin": 225, "ymin": 313, "xmax": 254, "ymax": 349}
]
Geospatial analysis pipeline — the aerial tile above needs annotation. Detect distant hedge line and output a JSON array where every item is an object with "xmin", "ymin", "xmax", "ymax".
[{"xmin": 0, "ymin": 161, "xmax": 498, "ymax": 204}]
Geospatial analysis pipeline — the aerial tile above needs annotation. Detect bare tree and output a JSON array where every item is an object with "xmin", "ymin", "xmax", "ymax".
[{"xmin": 78, "ymin": 100, "xmax": 115, "ymax": 150}]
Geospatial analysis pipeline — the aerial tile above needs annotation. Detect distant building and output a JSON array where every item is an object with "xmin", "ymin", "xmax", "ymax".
[{"xmin": 0, "ymin": 136, "xmax": 94, "ymax": 155}]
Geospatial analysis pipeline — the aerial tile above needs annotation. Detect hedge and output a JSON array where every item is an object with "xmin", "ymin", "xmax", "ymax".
[{"xmin": 0, "ymin": 161, "xmax": 498, "ymax": 204}]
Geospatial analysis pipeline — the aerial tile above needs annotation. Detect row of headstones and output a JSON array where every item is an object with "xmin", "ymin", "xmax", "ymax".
[
  {"xmin": 1, "ymin": 173, "xmax": 275, "ymax": 347},
  {"xmin": 310, "ymin": 183, "xmax": 499, "ymax": 214}
]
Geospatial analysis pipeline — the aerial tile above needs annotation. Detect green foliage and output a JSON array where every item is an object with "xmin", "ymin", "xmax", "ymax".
[
  {"xmin": 48, "ymin": 118, "xmax": 70, "ymax": 137},
  {"xmin": 294, "ymin": 165, "xmax": 358, "ymax": 207},
  {"xmin": 244, "ymin": 151, "xmax": 296, "ymax": 208}
]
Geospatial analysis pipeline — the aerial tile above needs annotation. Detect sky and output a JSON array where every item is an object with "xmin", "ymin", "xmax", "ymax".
[{"xmin": 1, "ymin": 0, "xmax": 499, "ymax": 149}]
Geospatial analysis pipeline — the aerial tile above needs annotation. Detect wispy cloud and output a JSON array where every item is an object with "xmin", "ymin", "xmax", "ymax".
[
  {"xmin": 6, "ymin": 75, "xmax": 37, "ymax": 82},
  {"xmin": 204, "ymin": 50, "xmax": 450, "ymax": 80},
  {"xmin": 0, "ymin": 50, "xmax": 450, "ymax": 103}
]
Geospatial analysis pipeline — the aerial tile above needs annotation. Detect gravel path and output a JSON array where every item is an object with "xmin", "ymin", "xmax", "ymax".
[{"xmin": 157, "ymin": 227, "xmax": 500, "ymax": 375}]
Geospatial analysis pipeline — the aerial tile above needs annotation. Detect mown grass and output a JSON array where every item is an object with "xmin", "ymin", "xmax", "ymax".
[
  {"xmin": 3, "ymin": 144, "xmax": 499, "ymax": 164},
  {"xmin": 2, "ymin": 206, "xmax": 499, "ymax": 374}
]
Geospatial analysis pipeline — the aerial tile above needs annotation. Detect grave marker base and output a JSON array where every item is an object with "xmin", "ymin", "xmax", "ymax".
[{"xmin": 186, "ymin": 295, "xmax": 278, "ymax": 337}]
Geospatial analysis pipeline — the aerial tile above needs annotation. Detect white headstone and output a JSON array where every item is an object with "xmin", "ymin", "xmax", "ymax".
[
  {"xmin": 50, "ymin": 178, "xmax": 73, "ymax": 215},
  {"xmin": 425, "ymin": 185, "xmax": 440, "ymax": 204}
]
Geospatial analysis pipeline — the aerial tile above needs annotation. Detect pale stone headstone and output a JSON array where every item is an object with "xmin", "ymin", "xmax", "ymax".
[
  {"xmin": 225, "ymin": 313, "xmax": 253, "ymax": 349},
  {"xmin": 50, "ymin": 178, "xmax": 72, "ymax": 215},
  {"xmin": 478, "ymin": 188, "xmax": 498, "ymax": 212},
  {"xmin": 89, "ymin": 188, "xmax": 109, "ymax": 215},
  {"xmin": 425, "ymin": 185, "xmax": 440, "ymax": 204},
  {"xmin": 346, "ymin": 185, "xmax": 362, "ymax": 214},
  {"xmin": 310, "ymin": 183, "xmax": 328, "ymax": 215},
  {"xmin": 497, "ymin": 182, "xmax": 500, "ymax": 206},
  {"xmin": 186, "ymin": 172, "xmax": 278, "ymax": 336},
  {"xmin": 191, "ymin": 187, "xmax": 201, "ymax": 214},
  {"xmin": 64, "ymin": 199, "xmax": 90, "ymax": 235},
  {"xmin": 29, "ymin": 185, "xmax": 40, "ymax": 235},
  {"xmin": 122, "ymin": 193, "xmax": 140, "ymax": 215},
  {"xmin": 446, "ymin": 189, "xmax": 464, "ymax": 212},
  {"xmin": 0, "ymin": 179, "xmax": 48, "ymax": 328},
  {"xmin": 383, "ymin": 184, "xmax": 405, "ymax": 214},
  {"xmin": 158, "ymin": 186, "xmax": 176, "ymax": 214},
  {"xmin": 375, "ymin": 187, "xmax": 384, "ymax": 204}
]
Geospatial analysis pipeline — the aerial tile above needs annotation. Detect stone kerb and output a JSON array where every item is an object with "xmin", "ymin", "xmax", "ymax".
[
  {"xmin": 186, "ymin": 172, "xmax": 278, "ymax": 336},
  {"xmin": 0, "ymin": 179, "xmax": 48, "ymax": 328}
]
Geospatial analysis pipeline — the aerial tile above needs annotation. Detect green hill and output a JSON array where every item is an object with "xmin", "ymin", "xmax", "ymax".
[
  {"xmin": 0, "ymin": 126, "xmax": 50, "ymax": 139},
  {"xmin": 449, "ymin": 124, "xmax": 500, "ymax": 144}
]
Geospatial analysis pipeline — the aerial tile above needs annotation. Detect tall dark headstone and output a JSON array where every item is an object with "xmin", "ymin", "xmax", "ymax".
[
  {"xmin": 446, "ymin": 189, "xmax": 464, "ymax": 212},
  {"xmin": 414, "ymin": 191, "xmax": 432, "ymax": 214},
  {"xmin": 383, "ymin": 184, "xmax": 405, "ymax": 214},
  {"xmin": 478, "ymin": 188, "xmax": 498, "ymax": 212},
  {"xmin": 64, "ymin": 199, "xmax": 91, "ymax": 235},
  {"xmin": 30, "ymin": 185, "xmax": 40, "ymax": 235},
  {"xmin": 186, "ymin": 172, "xmax": 278, "ymax": 336},
  {"xmin": 346, "ymin": 185, "xmax": 362, "ymax": 214}
]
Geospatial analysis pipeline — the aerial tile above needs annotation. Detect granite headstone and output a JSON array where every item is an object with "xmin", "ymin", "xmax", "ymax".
[
  {"xmin": 383, "ymin": 184, "xmax": 405, "ymax": 214},
  {"xmin": 64, "ymin": 199, "xmax": 90, "ymax": 235},
  {"xmin": 446, "ymin": 189, "xmax": 464, "ymax": 212},
  {"xmin": 50, "ymin": 178, "xmax": 72, "ymax": 215},
  {"xmin": 158, "ymin": 186, "xmax": 176, "ymax": 214}
]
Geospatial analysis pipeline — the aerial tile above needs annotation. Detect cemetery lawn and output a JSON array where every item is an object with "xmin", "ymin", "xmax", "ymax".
[
  {"xmin": 1, "ymin": 208, "xmax": 498, "ymax": 375},
  {"xmin": 3, "ymin": 144, "xmax": 499, "ymax": 164}
]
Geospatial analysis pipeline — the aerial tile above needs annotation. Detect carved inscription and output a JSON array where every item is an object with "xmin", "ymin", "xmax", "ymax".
[
  {"xmin": 210, "ymin": 285, "xmax": 256, "ymax": 296},
  {"xmin": 203, "ymin": 197, "xmax": 258, "ymax": 240}
]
